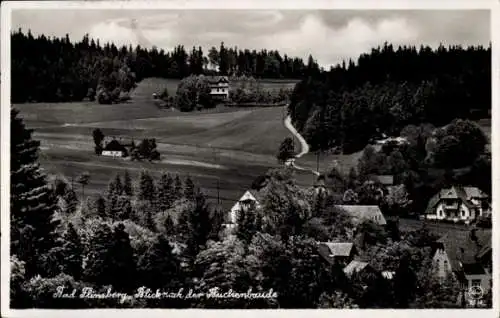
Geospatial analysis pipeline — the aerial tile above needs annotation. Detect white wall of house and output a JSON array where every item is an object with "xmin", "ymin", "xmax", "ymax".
[
  {"xmin": 210, "ymin": 86, "xmax": 229, "ymax": 96},
  {"xmin": 102, "ymin": 150, "xmax": 123, "ymax": 157},
  {"xmin": 460, "ymin": 204, "xmax": 472, "ymax": 220},
  {"xmin": 427, "ymin": 201, "xmax": 475, "ymax": 221},
  {"xmin": 465, "ymin": 273, "xmax": 491, "ymax": 292},
  {"xmin": 432, "ymin": 249, "xmax": 453, "ymax": 278},
  {"xmin": 229, "ymin": 191, "xmax": 261, "ymax": 224}
]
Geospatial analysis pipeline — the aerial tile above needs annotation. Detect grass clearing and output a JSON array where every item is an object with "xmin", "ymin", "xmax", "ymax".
[{"xmin": 18, "ymin": 77, "xmax": 359, "ymax": 210}]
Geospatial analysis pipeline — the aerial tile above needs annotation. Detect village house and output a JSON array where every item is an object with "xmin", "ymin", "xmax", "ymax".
[
  {"xmin": 318, "ymin": 242, "xmax": 357, "ymax": 267},
  {"xmin": 208, "ymin": 76, "xmax": 229, "ymax": 100},
  {"xmin": 334, "ymin": 205, "xmax": 387, "ymax": 226},
  {"xmin": 225, "ymin": 190, "xmax": 264, "ymax": 229},
  {"xmin": 432, "ymin": 228, "xmax": 492, "ymax": 305},
  {"xmin": 425, "ymin": 186, "xmax": 490, "ymax": 223},
  {"xmin": 102, "ymin": 139, "xmax": 128, "ymax": 157}
]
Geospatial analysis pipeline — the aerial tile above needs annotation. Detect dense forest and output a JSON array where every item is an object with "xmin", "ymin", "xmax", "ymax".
[
  {"xmin": 11, "ymin": 29, "xmax": 317, "ymax": 103},
  {"xmin": 288, "ymin": 43, "xmax": 491, "ymax": 153}
]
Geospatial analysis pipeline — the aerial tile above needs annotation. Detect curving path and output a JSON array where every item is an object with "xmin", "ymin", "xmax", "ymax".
[{"xmin": 283, "ymin": 107, "xmax": 320, "ymax": 177}]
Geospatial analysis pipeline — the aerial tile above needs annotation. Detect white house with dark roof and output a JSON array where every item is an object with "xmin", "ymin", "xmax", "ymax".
[
  {"xmin": 208, "ymin": 76, "xmax": 229, "ymax": 100},
  {"xmin": 335, "ymin": 205, "xmax": 387, "ymax": 225},
  {"xmin": 226, "ymin": 190, "xmax": 263, "ymax": 229},
  {"xmin": 425, "ymin": 186, "xmax": 490, "ymax": 222}
]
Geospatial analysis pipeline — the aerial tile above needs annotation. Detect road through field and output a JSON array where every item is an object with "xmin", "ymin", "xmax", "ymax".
[{"xmin": 283, "ymin": 107, "xmax": 320, "ymax": 177}]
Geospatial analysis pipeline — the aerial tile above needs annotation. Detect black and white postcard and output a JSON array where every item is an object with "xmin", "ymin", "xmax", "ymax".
[{"xmin": 1, "ymin": 1, "xmax": 498, "ymax": 317}]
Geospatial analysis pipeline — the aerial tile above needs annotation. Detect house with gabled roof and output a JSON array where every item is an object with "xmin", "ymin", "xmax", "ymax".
[
  {"xmin": 335, "ymin": 205, "xmax": 387, "ymax": 225},
  {"xmin": 318, "ymin": 242, "xmax": 357, "ymax": 266},
  {"xmin": 225, "ymin": 190, "xmax": 264, "ymax": 229},
  {"xmin": 102, "ymin": 139, "xmax": 128, "ymax": 157},
  {"xmin": 432, "ymin": 228, "xmax": 492, "ymax": 299},
  {"xmin": 425, "ymin": 186, "xmax": 490, "ymax": 223},
  {"xmin": 207, "ymin": 76, "xmax": 229, "ymax": 100}
]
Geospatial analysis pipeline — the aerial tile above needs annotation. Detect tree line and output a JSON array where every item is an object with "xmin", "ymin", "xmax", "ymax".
[
  {"xmin": 289, "ymin": 43, "xmax": 491, "ymax": 153},
  {"xmin": 11, "ymin": 107, "xmax": 479, "ymax": 309},
  {"xmin": 12, "ymin": 29, "xmax": 317, "ymax": 104}
]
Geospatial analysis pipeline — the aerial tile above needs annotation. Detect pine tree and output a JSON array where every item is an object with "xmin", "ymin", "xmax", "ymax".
[
  {"xmin": 10, "ymin": 108, "xmax": 60, "ymax": 277},
  {"xmin": 235, "ymin": 205, "xmax": 258, "ymax": 245},
  {"xmin": 123, "ymin": 170, "xmax": 133, "ymax": 196},
  {"xmin": 158, "ymin": 172, "xmax": 174, "ymax": 210},
  {"xmin": 184, "ymin": 176, "xmax": 195, "ymax": 201},
  {"xmin": 163, "ymin": 215, "xmax": 175, "ymax": 236},
  {"xmin": 115, "ymin": 195, "xmax": 133, "ymax": 220},
  {"xmin": 137, "ymin": 234, "xmax": 180, "ymax": 289},
  {"xmin": 110, "ymin": 223, "xmax": 136, "ymax": 290},
  {"xmin": 95, "ymin": 195, "xmax": 106, "ymax": 218},
  {"xmin": 174, "ymin": 174, "xmax": 183, "ymax": 201},
  {"xmin": 106, "ymin": 178, "xmax": 119, "ymax": 218},
  {"xmin": 138, "ymin": 170, "xmax": 156, "ymax": 202},
  {"xmin": 83, "ymin": 222, "xmax": 114, "ymax": 285},
  {"xmin": 113, "ymin": 174, "xmax": 123, "ymax": 196},
  {"xmin": 60, "ymin": 223, "xmax": 83, "ymax": 279},
  {"xmin": 179, "ymin": 191, "xmax": 212, "ymax": 267}
]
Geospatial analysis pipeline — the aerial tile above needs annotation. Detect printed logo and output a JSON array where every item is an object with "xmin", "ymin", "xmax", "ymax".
[{"xmin": 468, "ymin": 285, "xmax": 484, "ymax": 301}]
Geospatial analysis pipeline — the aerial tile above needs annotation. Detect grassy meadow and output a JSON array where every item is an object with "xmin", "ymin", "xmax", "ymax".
[{"xmin": 15, "ymin": 78, "xmax": 332, "ymax": 211}]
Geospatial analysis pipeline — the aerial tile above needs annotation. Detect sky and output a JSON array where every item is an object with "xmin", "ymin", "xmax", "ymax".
[{"xmin": 11, "ymin": 9, "xmax": 490, "ymax": 67}]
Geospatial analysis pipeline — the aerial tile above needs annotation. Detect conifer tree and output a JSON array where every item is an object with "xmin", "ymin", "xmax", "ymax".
[
  {"xmin": 174, "ymin": 174, "xmax": 183, "ymax": 201},
  {"xmin": 158, "ymin": 172, "xmax": 174, "ymax": 210},
  {"xmin": 184, "ymin": 176, "xmax": 196, "ymax": 201},
  {"xmin": 106, "ymin": 178, "xmax": 119, "ymax": 218},
  {"xmin": 123, "ymin": 170, "xmax": 133, "ymax": 196},
  {"xmin": 236, "ymin": 205, "xmax": 258, "ymax": 245},
  {"xmin": 178, "ymin": 191, "xmax": 212, "ymax": 267},
  {"xmin": 10, "ymin": 108, "xmax": 60, "ymax": 277},
  {"xmin": 60, "ymin": 223, "xmax": 83, "ymax": 279},
  {"xmin": 83, "ymin": 222, "xmax": 114, "ymax": 285},
  {"xmin": 113, "ymin": 174, "xmax": 123, "ymax": 196},
  {"xmin": 110, "ymin": 223, "xmax": 136, "ymax": 290},
  {"xmin": 163, "ymin": 215, "xmax": 175, "ymax": 236},
  {"xmin": 138, "ymin": 170, "xmax": 156, "ymax": 202},
  {"xmin": 95, "ymin": 195, "xmax": 106, "ymax": 218}
]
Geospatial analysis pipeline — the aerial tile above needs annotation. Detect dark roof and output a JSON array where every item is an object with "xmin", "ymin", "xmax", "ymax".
[
  {"xmin": 425, "ymin": 185, "xmax": 488, "ymax": 214},
  {"xmin": 462, "ymin": 263, "xmax": 487, "ymax": 275},
  {"xmin": 437, "ymin": 229, "xmax": 491, "ymax": 272},
  {"xmin": 104, "ymin": 139, "xmax": 126, "ymax": 151},
  {"xmin": 369, "ymin": 175, "xmax": 394, "ymax": 186},
  {"xmin": 207, "ymin": 76, "xmax": 229, "ymax": 84}
]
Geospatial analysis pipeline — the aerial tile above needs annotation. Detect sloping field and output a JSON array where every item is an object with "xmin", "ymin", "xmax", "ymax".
[
  {"xmin": 162, "ymin": 107, "xmax": 297, "ymax": 155},
  {"xmin": 14, "ymin": 77, "xmax": 355, "ymax": 210}
]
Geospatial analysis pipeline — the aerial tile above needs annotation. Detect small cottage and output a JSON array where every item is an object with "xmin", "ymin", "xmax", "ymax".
[
  {"xmin": 102, "ymin": 139, "xmax": 128, "ymax": 157},
  {"xmin": 208, "ymin": 76, "xmax": 229, "ymax": 100}
]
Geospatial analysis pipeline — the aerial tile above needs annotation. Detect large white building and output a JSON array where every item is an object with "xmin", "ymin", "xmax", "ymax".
[{"xmin": 425, "ymin": 186, "xmax": 490, "ymax": 222}]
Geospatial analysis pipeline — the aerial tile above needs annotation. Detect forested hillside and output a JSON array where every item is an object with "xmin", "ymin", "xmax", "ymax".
[
  {"xmin": 11, "ymin": 29, "xmax": 318, "ymax": 103},
  {"xmin": 288, "ymin": 43, "xmax": 491, "ymax": 153}
]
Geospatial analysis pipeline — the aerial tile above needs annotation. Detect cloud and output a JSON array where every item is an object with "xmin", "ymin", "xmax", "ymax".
[
  {"xmin": 12, "ymin": 9, "xmax": 490, "ymax": 68},
  {"xmin": 258, "ymin": 14, "xmax": 419, "ymax": 66}
]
